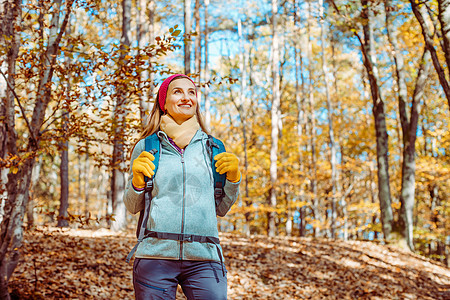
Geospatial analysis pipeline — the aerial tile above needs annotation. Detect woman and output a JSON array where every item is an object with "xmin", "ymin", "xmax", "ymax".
[{"xmin": 124, "ymin": 74, "xmax": 241, "ymax": 300}]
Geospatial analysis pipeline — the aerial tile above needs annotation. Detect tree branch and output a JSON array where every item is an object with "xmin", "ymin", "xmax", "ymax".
[
  {"xmin": 0, "ymin": 69, "xmax": 37, "ymax": 147},
  {"xmin": 410, "ymin": 0, "xmax": 450, "ymax": 111}
]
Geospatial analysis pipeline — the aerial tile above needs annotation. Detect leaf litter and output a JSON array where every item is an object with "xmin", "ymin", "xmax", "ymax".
[{"xmin": 8, "ymin": 227, "xmax": 450, "ymax": 299}]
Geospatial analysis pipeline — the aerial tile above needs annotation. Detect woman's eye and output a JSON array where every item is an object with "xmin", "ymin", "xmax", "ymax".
[{"xmin": 189, "ymin": 91, "xmax": 195, "ymax": 95}]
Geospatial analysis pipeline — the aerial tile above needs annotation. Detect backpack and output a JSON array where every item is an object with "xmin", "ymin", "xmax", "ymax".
[{"xmin": 126, "ymin": 133, "xmax": 227, "ymax": 263}]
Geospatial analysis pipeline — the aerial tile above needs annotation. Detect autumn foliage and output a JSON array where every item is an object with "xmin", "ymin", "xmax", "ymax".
[{"xmin": 9, "ymin": 227, "xmax": 450, "ymax": 299}]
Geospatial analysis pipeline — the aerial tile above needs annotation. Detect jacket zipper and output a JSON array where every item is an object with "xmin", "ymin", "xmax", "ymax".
[
  {"xmin": 160, "ymin": 134, "xmax": 189, "ymax": 260},
  {"xmin": 180, "ymin": 152, "xmax": 186, "ymax": 260}
]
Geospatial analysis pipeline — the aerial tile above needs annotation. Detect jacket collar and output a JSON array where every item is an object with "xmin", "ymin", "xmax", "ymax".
[{"xmin": 157, "ymin": 129, "xmax": 206, "ymax": 146}]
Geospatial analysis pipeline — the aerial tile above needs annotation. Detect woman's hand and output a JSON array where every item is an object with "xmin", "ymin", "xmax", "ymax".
[
  {"xmin": 132, "ymin": 151, "xmax": 156, "ymax": 189},
  {"xmin": 214, "ymin": 152, "xmax": 241, "ymax": 183}
]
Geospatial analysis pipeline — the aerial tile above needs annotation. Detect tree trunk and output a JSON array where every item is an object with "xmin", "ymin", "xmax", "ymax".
[
  {"xmin": 306, "ymin": 0, "xmax": 319, "ymax": 237},
  {"xmin": 268, "ymin": 0, "xmax": 280, "ymax": 237},
  {"xmin": 194, "ymin": 0, "xmax": 201, "ymax": 76},
  {"xmin": 111, "ymin": 0, "xmax": 131, "ymax": 232},
  {"xmin": 184, "ymin": 0, "xmax": 192, "ymax": 74},
  {"xmin": 57, "ymin": 23, "xmax": 73, "ymax": 227},
  {"xmin": 137, "ymin": 0, "xmax": 153, "ymax": 127},
  {"xmin": 194, "ymin": 0, "xmax": 202, "ymax": 105},
  {"xmin": 0, "ymin": 1, "xmax": 21, "ymax": 298},
  {"xmin": 237, "ymin": 19, "xmax": 251, "ymax": 236},
  {"xmin": 386, "ymin": 0, "xmax": 432, "ymax": 250},
  {"xmin": 299, "ymin": 207, "xmax": 306, "ymax": 237},
  {"xmin": 1, "ymin": 0, "xmax": 73, "ymax": 296},
  {"xmin": 27, "ymin": 155, "xmax": 43, "ymax": 228},
  {"xmin": 438, "ymin": 0, "xmax": 450, "ymax": 81},
  {"xmin": 84, "ymin": 151, "xmax": 90, "ymax": 219},
  {"xmin": 397, "ymin": 50, "xmax": 431, "ymax": 250},
  {"xmin": 57, "ymin": 119, "xmax": 70, "ymax": 227},
  {"xmin": 319, "ymin": 0, "xmax": 337, "ymax": 239},
  {"xmin": 410, "ymin": 0, "xmax": 450, "ymax": 111},
  {"xmin": 294, "ymin": 0, "xmax": 308, "ymax": 238},
  {"xmin": 360, "ymin": 0, "xmax": 394, "ymax": 242},
  {"xmin": 204, "ymin": 0, "xmax": 211, "ymax": 127}
]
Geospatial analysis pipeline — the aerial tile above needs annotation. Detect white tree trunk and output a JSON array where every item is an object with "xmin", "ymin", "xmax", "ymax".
[
  {"xmin": 184, "ymin": 0, "xmax": 192, "ymax": 74},
  {"xmin": 306, "ymin": 0, "xmax": 319, "ymax": 237},
  {"xmin": 268, "ymin": 0, "xmax": 280, "ymax": 237},
  {"xmin": 204, "ymin": 0, "xmax": 211, "ymax": 128},
  {"xmin": 319, "ymin": 0, "xmax": 338, "ymax": 239}
]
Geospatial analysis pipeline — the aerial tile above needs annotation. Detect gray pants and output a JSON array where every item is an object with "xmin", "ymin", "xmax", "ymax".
[{"xmin": 133, "ymin": 258, "xmax": 227, "ymax": 300}]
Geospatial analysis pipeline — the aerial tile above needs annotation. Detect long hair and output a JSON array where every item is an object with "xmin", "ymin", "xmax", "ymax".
[{"xmin": 131, "ymin": 76, "xmax": 210, "ymax": 154}]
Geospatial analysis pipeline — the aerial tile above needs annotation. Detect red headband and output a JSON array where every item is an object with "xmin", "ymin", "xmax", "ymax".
[{"xmin": 158, "ymin": 74, "xmax": 197, "ymax": 111}]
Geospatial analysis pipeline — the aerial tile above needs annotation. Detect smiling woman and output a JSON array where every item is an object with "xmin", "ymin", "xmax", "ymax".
[
  {"xmin": 164, "ymin": 78, "xmax": 198, "ymax": 124},
  {"xmin": 123, "ymin": 74, "xmax": 242, "ymax": 300}
]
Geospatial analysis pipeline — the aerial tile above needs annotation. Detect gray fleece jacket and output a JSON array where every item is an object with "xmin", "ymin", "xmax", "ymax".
[{"xmin": 124, "ymin": 130, "xmax": 240, "ymax": 262}]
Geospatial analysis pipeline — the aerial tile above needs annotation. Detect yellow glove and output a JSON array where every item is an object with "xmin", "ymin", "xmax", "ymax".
[
  {"xmin": 214, "ymin": 152, "xmax": 241, "ymax": 183},
  {"xmin": 132, "ymin": 151, "xmax": 156, "ymax": 189}
]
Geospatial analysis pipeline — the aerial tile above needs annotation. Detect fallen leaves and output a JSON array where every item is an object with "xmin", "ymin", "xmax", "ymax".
[{"xmin": 8, "ymin": 227, "xmax": 450, "ymax": 299}]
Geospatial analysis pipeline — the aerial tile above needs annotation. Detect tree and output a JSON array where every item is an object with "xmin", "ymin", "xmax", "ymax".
[
  {"xmin": 111, "ymin": 0, "xmax": 131, "ymax": 231},
  {"xmin": 319, "ymin": 0, "xmax": 338, "ymax": 239},
  {"xmin": 410, "ymin": 0, "xmax": 450, "ymax": 111},
  {"xmin": 57, "ymin": 22, "xmax": 73, "ymax": 228},
  {"xmin": 194, "ymin": 0, "xmax": 201, "ymax": 77},
  {"xmin": 268, "ymin": 0, "xmax": 281, "ymax": 237},
  {"xmin": 293, "ymin": 0, "xmax": 307, "ymax": 237},
  {"xmin": 204, "ymin": 0, "xmax": 211, "ymax": 127},
  {"xmin": 438, "ymin": 0, "xmax": 450, "ymax": 82},
  {"xmin": 0, "ymin": 0, "xmax": 74, "ymax": 297},
  {"xmin": 137, "ymin": 0, "xmax": 155, "ymax": 126},
  {"xmin": 359, "ymin": 0, "xmax": 394, "ymax": 242},
  {"xmin": 0, "ymin": 1, "xmax": 21, "ymax": 296},
  {"xmin": 385, "ymin": 0, "xmax": 432, "ymax": 250},
  {"xmin": 184, "ymin": 0, "xmax": 192, "ymax": 74},
  {"xmin": 306, "ymin": 0, "xmax": 320, "ymax": 237}
]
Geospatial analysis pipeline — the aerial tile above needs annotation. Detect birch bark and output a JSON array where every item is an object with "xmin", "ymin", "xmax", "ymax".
[{"xmin": 268, "ymin": 0, "xmax": 280, "ymax": 237}]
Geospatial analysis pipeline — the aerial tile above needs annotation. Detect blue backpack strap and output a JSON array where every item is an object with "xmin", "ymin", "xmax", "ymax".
[
  {"xmin": 206, "ymin": 135, "xmax": 227, "ymax": 213},
  {"xmin": 127, "ymin": 133, "xmax": 160, "ymax": 262}
]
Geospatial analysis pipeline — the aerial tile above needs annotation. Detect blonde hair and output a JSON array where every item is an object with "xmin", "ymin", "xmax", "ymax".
[{"xmin": 131, "ymin": 77, "xmax": 210, "ymax": 154}]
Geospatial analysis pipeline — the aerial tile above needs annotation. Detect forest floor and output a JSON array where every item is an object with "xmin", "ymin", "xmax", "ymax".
[{"xmin": 8, "ymin": 226, "xmax": 450, "ymax": 300}]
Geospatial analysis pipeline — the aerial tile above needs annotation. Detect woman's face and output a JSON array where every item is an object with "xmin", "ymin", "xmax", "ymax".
[{"xmin": 164, "ymin": 78, "xmax": 198, "ymax": 124}]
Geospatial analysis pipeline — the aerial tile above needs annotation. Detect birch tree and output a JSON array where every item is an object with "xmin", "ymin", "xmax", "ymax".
[
  {"xmin": 0, "ymin": 0, "xmax": 74, "ymax": 297},
  {"xmin": 184, "ymin": 0, "xmax": 192, "ymax": 74},
  {"xmin": 319, "ymin": 0, "xmax": 338, "ymax": 238},
  {"xmin": 0, "ymin": 2, "xmax": 21, "ymax": 295},
  {"xmin": 306, "ymin": 0, "xmax": 320, "ymax": 237},
  {"xmin": 268, "ymin": 0, "xmax": 280, "ymax": 237},
  {"xmin": 294, "ymin": 0, "xmax": 307, "ymax": 237},
  {"xmin": 194, "ymin": 0, "xmax": 201, "ymax": 77},
  {"xmin": 204, "ymin": 0, "xmax": 211, "ymax": 127}
]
